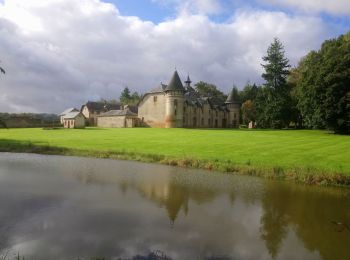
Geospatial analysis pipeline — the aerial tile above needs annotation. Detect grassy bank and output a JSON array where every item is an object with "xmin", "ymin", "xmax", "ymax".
[{"xmin": 0, "ymin": 128, "xmax": 350, "ymax": 186}]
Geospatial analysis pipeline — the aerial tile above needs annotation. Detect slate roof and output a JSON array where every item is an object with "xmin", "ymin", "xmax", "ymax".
[
  {"xmin": 225, "ymin": 87, "xmax": 240, "ymax": 104},
  {"xmin": 82, "ymin": 101, "xmax": 121, "ymax": 113},
  {"xmin": 59, "ymin": 107, "xmax": 79, "ymax": 116},
  {"xmin": 164, "ymin": 70, "xmax": 185, "ymax": 92},
  {"xmin": 63, "ymin": 111, "xmax": 83, "ymax": 119},
  {"xmin": 98, "ymin": 109, "xmax": 137, "ymax": 117},
  {"xmin": 184, "ymin": 92, "xmax": 228, "ymax": 110}
]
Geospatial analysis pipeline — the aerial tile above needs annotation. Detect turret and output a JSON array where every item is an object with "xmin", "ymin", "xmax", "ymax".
[
  {"xmin": 164, "ymin": 70, "xmax": 185, "ymax": 128},
  {"xmin": 184, "ymin": 75, "xmax": 191, "ymax": 88},
  {"xmin": 184, "ymin": 75, "xmax": 196, "ymax": 92},
  {"xmin": 225, "ymin": 87, "xmax": 241, "ymax": 128}
]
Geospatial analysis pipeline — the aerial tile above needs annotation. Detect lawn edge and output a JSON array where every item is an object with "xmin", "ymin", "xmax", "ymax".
[{"xmin": 1, "ymin": 141, "xmax": 350, "ymax": 187}]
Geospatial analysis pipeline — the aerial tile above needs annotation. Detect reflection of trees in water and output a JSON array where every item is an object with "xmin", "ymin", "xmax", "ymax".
[
  {"xmin": 260, "ymin": 185, "xmax": 288, "ymax": 258},
  {"xmin": 259, "ymin": 183, "xmax": 350, "ymax": 260},
  {"xmin": 70, "ymin": 164, "xmax": 350, "ymax": 259}
]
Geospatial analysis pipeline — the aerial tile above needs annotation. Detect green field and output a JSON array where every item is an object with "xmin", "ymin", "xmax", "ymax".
[{"xmin": 1, "ymin": 128, "xmax": 350, "ymax": 185}]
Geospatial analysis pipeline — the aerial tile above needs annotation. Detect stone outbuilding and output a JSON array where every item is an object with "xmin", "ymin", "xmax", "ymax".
[
  {"xmin": 97, "ymin": 109, "xmax": 139, "ymax": 128},
  {"xmin": 81, "ymin": 101, "xmax": 121, "ymax": 126},
  {"xmin": 59, "ymin": 108, "xmax": 79, "ymax": 124},
  {"xmin": 62, "ymin": 112, "xmax": 85, "ymax": 129}
]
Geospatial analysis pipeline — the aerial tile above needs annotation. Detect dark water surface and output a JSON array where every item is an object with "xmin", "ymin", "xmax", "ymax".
[{"xmin": 0, "ymin": 153, "xmax": 349, "ymax": 260}]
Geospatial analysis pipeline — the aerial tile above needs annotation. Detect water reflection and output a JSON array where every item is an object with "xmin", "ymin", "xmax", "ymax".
[{"xmin": 0, "ymin": 153, "xmax": 349, "ymax": 260}]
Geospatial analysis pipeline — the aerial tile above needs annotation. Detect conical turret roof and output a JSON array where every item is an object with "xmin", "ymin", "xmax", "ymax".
[
  {"xmin": 165, "ymin": 70, "xmax": 185, "ymax": 92},
  {"xmin": 225, "ymin": 87, "xmax": 240, "ymax": 104},
  {"xmin": 185, "ymin": 75, "xmax": 191, "ymax": 84}
]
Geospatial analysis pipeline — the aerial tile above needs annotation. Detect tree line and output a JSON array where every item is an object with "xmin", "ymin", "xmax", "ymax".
[
  {"xmin": 118, "ymin": 31, "xmax": 349, "ymax": 134},
  {"xmin": 240, "ymin": 33, "xmax": 350, "ymax": 134},
  {"xmin": 200, "ymin": 34, "xmax": 349, "ymax": 134}
]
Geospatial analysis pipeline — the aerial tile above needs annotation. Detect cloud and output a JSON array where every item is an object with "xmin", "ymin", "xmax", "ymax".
[
  {"xmin": 259, "ymin": 0, "xmax": 350, "ymax": 16},
  {"xmin": 153, "ymin": 0, "xmax": 223, "ymax": 15},
  {"xmin": 0, "ymin": 0, "xmax": 335, "ymax": 113}
]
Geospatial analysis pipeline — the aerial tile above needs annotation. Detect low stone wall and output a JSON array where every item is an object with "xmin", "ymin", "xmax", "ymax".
[{"xmin": 97, "ymin": 116, "xmax": 126, "ymax": 128}]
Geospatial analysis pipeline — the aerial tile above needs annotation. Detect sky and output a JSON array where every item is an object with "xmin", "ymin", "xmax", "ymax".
[{"xmin": 0, "ymin": 0, "xmax": 349, "ymax": 113}]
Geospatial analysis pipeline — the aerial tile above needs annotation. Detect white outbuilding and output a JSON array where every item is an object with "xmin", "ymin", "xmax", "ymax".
[
  {"xmin": 59, "ymin": 108, "xmax": 79, "ymax": 124},
  {"xmin": 62, "ymin": 112, "xmax": 85, "ymax": 129}
]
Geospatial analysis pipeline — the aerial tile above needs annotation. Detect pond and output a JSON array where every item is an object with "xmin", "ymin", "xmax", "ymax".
[{"xmin": 0, "ymin": 153, "xmax": 349, "ymax": 260}]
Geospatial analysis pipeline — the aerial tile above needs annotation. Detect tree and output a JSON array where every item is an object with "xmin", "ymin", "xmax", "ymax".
[
  {"xmin": 239, "ymin": 82, "xmax": 259, "ymax": 103},
  {"xmin": 295, "ymin": 32, "xmax": 350, "ymax": 133},
  {"xmin": 194, "ymin": 81, "xmax": 227, "ymax": 101},
  {"xmin": 120, "ymin": 87, "xmax": 131, "ymax": 104},
  {"xmin": 257, "ymin": 38, "xmax": 292, "ymax": 128},
  {"xmin": 131, "ymin": 91, "xmax": 141, "ymax": 102},
  {"xmin": 287, "ymin": 67, "xmax": 303, "ymax": 128},
  {"xmin": 262, "ymin": 38, "xmax": 290, "ymax": 91},
  {"xmin": 241, "ymin": 100, "xmax": 256, "ymax": 125},
  {"xmin": 119, "ymin": 87, "xmax": 141, "ymax": 105}
]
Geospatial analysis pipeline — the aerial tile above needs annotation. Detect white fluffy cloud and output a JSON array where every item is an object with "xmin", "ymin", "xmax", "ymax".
[
  {"xmin": 153, "ymin": 0, "xmax": 222, "ymax": 15},
  {"xmin": 260, "ymin": 0, "xmax": 350, "ymax": 16},
  {"xmin": 0, "ymin": 0, "xmax": 336, "ymax": 112}
]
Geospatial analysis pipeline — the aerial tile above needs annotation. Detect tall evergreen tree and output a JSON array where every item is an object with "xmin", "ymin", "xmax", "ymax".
[
  {"xmin": 119, "ymin": 87, "xmax": 141, "ymax": 105},
  {"xmin": 262, "ymin": 38, "xmax": 290, "ymax": 91},
  {"xmin": 120, "ymin": 87, "xmax": 131, "ymax": 104},
  {"xmin": 257, "ymin": 38, "xmax": 291, "ymax": 128}
]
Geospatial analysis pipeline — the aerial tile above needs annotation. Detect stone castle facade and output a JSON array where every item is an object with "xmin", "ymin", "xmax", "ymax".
[{"xmin": 138, "ymin": 71, "xmax": 240, "ymax": 128}]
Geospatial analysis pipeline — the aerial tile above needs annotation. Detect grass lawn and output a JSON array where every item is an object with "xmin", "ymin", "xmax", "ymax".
[{"xmin": 0, "ymin": 128, "xmax": 350, "ymax": 184}]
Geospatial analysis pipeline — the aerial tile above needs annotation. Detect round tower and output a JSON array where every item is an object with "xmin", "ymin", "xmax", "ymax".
[
  {"xmin": 164, "ymin": 70, "xmax": 185, "ymax": 128},
  {"xmin": 225, "ymin": 87, "xmax": 241, "ymax": 128}
]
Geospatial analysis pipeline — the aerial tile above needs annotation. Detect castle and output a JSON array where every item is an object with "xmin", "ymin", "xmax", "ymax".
[
  {"xmin": 61, "ymin": 70, "xmax": 241, "ymax": 128},
  {"xmin": 138, "ymin": 70, "xmax": 240, "ymax": 128}
]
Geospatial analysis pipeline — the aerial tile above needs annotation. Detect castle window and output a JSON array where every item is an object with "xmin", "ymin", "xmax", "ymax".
[
  {"xmin": 234, "ymin": 113, "xmax": 237, "ymax": 119},
  {"xmin": 174, "ymin": 99, "xmax": 178, "ymax": 106},
  {"xmin": 175, "ymin": 109, "xmax": 177, "ymax": 116},
  {"xmin": 153, "ymin": 96, "xmax": 157, "ymax": 102},
  {"xmin": 216, "ymin": 111, "xmax": 218, "ymax": 117}
]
